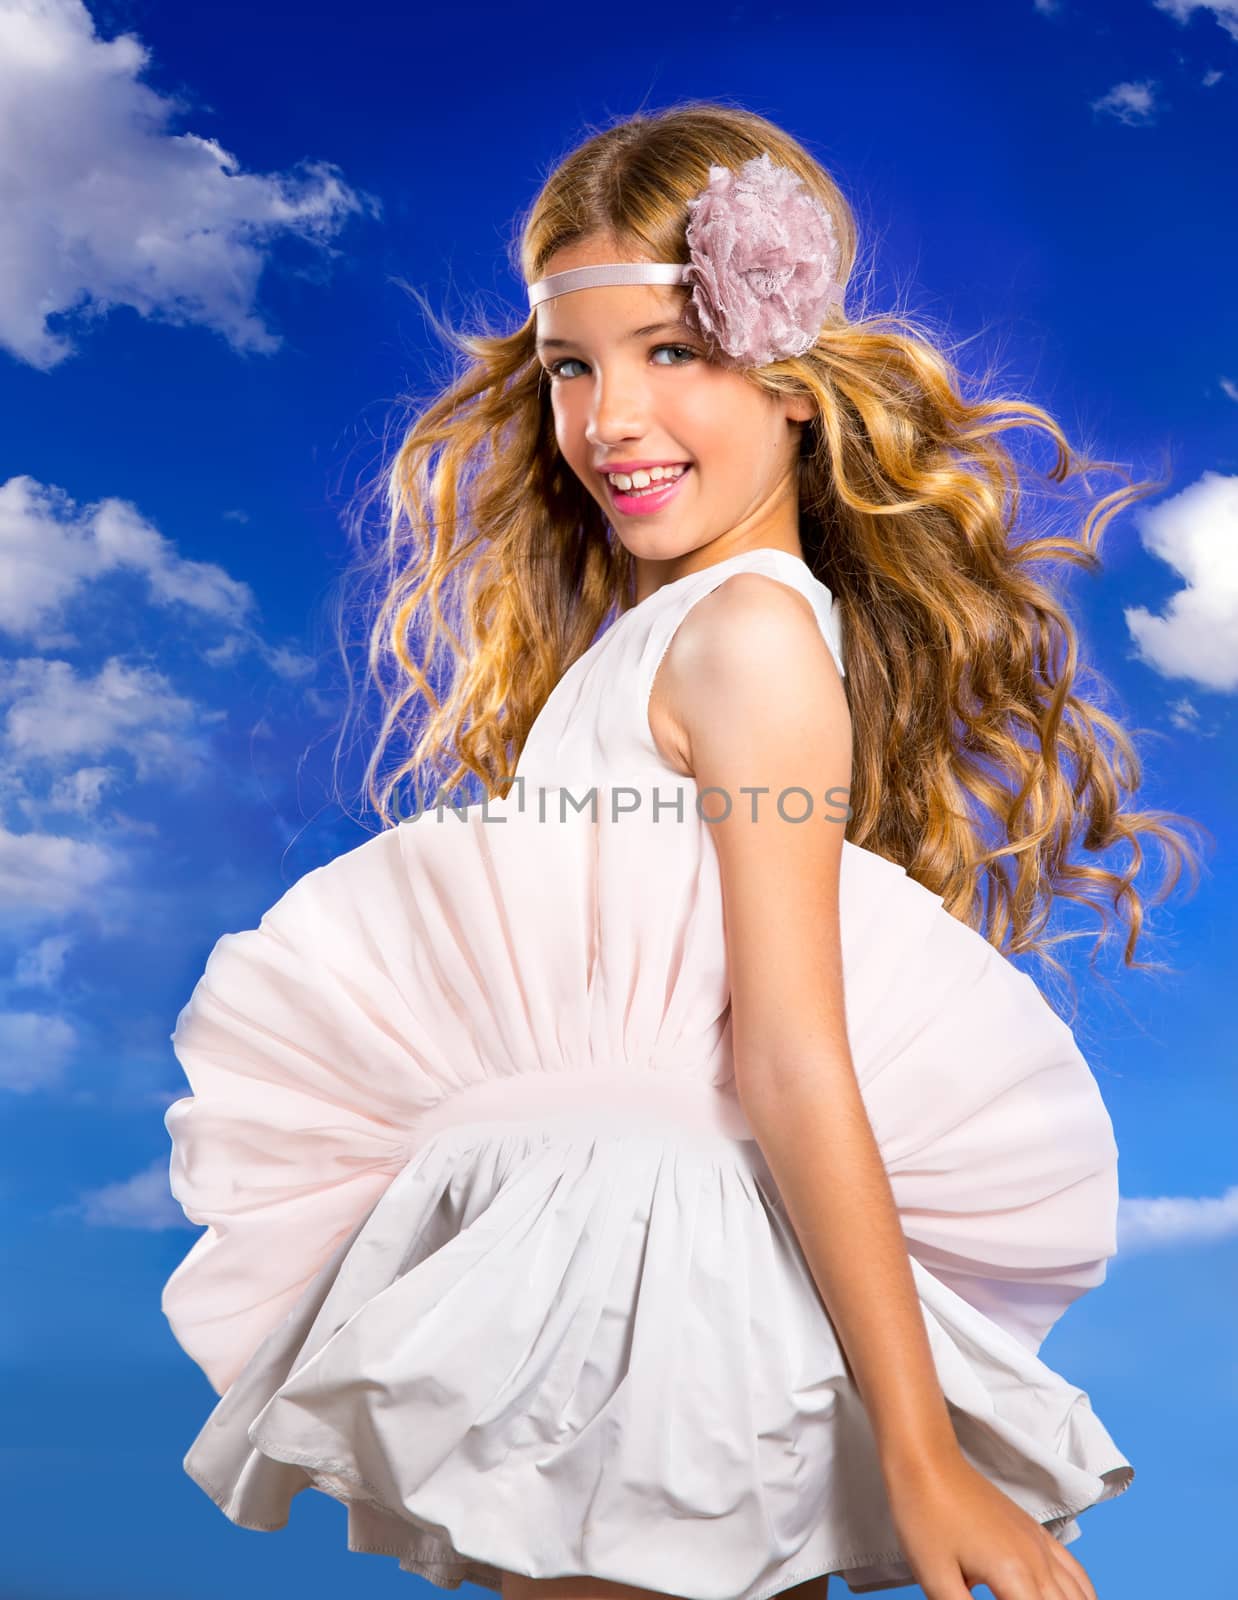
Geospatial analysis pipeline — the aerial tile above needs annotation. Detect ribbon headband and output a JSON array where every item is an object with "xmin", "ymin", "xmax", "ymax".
[
  {"xmin": 525, "ymin": 152, "xmax": 845, "ymax": 368},
  {"xmin": 527, "ymin": 262, "xmax": 689, "ymax": 310}
]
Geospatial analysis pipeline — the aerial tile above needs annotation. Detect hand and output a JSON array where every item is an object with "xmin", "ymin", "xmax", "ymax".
[{"xmin": 883, "ymin": 1448, "xmax": 1099, "ymax": 1600}]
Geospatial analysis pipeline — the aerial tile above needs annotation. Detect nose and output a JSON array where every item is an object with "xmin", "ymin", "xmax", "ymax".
[{"xmin": 583, "ymin": 366, "xmax": 652, "ymax": 451}]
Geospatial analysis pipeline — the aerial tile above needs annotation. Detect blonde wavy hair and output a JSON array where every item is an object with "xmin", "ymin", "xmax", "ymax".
[{"xmin": 331, "ymin": 98, "xmax": 1208, "ymax": 1019}]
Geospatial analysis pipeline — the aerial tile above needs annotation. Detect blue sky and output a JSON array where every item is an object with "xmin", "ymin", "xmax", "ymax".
[{"xmin": 1, "ymin": 0, "xmax": 1234, "ymax": 1595}]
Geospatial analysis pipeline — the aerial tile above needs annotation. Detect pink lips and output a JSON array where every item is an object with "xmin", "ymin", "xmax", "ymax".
[{"xmin": 604, "ymin": 465, "xmax": 693, "ymax": 517}]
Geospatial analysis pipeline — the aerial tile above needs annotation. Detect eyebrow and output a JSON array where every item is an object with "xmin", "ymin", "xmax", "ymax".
[{"xmin": 535, "ymin": 318, "xmax": 696, "ymax": 352}]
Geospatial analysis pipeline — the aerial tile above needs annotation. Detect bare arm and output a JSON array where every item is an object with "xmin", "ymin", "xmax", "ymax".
[
  {"xmin": 653, "ymin": 573, "xmax": 1099, "ymax": 1600},
  {"xmin": 653, "ymin": 571, "xmax": 956, "ymax": 1472}
]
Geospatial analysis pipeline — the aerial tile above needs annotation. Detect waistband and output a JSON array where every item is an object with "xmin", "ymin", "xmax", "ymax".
[{"xmin": 406, "ymin": 1068, "xmax": 756, "ymax": 1155}]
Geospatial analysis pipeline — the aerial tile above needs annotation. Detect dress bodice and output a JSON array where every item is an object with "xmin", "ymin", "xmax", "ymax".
[{"xmin": 513, "ymin": 546, "xmax": 846, "ymax": 790}]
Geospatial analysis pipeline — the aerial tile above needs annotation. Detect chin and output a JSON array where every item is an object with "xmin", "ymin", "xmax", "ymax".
[{"xmin": 612, "ymin": 534, "xmax": 699, "ymax": 565}]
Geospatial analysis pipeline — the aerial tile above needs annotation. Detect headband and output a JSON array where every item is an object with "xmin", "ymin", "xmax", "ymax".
[{"xmin": 526, "ymin": 151, "xmax": 844, "ymax": 369}]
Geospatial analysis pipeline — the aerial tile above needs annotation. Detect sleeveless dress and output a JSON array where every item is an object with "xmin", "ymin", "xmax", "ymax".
[{"xmin": 161, "ymin": 546, "xmax": 1134, "ymax": 1598}]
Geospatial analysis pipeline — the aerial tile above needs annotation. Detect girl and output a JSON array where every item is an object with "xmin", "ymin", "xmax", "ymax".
[{"xmin": 161, "ymin": 102, "xmax": 1202, "ymax": 1600}]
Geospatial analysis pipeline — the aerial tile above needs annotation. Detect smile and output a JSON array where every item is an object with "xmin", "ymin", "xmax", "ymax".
[{"xmin": 604, "ymin": 465, "xmax": 693, "ymax": 516}]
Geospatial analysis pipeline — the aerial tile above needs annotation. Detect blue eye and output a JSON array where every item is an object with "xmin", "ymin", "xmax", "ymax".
[
  {"xmin": 652, "ymin": 344, "xmax": 698, "ymax": 367},
  {"xmin": 543, "ymin": 343, "xmax": 700, "ymax": 381}
]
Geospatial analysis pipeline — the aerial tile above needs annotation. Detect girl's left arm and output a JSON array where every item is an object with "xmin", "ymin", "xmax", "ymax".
[{"xmin": 654, "ymin": 572, "xmax": 1098, "ymax": 1600}]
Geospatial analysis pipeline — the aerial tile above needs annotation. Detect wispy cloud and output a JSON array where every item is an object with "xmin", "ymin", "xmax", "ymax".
[
  {"xmin": 0, "ymin": 822, "xmax": 120, "ymax": 919},
  {"xmin": 46, "ymin": 767, "xmax": 119, "ymax": 817},
  {"xmin": 1153, "ymin": 0, "xmax": 1238, "ymax": 46},
  {"xmin": 0, "ymin": 1007, "xmax": 79, "ymax": 1092},
  {"xmin": 1166, "ymin": 696, "xmax": 1208, "ymax": 733},
  {"xmin": 2, "ymin": 655, "xmax": 219, "ymax": 781},
  {"xmin": 1090, "ymin": 80, "xmax": 1160, "ymax": 125},
  {"xmin": 14, "ymin": 932, "xmax": 73, "ymax": 988},
  {"xmin": 1123, "ymin": 470, "xmax": 1238, "ymax": 691},
  {"xmin": 1118, "ymin": 1186, "xmax": 1238, "ymax": 1253},
  {"xmin": 0, "ymin": 465, "xmax": 322, "ymax": 1103},
  {"xmin": 0, "ymin": 0, "xmax": 379, "ymax": 369},
  {"xmin": 64, "ymin": 1153, "xmax": 191, "ymax": 1229},
  {"xmin": 0, "ymin": 473, "xmax": 316, "ymax": 677},
  {"xmin": 0, "ymin": 474, "xmax": 255, "ymax": 645}
]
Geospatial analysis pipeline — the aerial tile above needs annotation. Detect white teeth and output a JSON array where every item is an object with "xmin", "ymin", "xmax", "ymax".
[{"xmin": 607, "ymin": 464, "xmax": 688, "ymax": 491}]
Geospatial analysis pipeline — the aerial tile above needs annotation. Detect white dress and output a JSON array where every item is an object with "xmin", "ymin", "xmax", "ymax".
[{"xmin": 161, "ymin": 546, "xmax": 1134, "ymax": 1598}]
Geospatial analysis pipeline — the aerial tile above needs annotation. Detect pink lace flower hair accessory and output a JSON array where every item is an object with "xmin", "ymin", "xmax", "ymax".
[
  {"xmin": 527, "ymin": 151, "xmax": 845, "ymax": 369},
  {"xmin": 682, "ymin": 152, "xmax": 844, "ymax": 366}
]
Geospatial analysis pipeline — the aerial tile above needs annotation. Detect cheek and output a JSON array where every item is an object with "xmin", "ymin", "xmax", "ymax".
[
  {"xmin": 550, "ymin": 400, "xmax": 584, "ymax": 465},
  {"xmin": 552, "ymin": 392, "xmax": 588, "ymax": 442},
  {"xmin": 676, "ymin": 373, "xmax": 764, "ymax": 450},
  {"xmin": 550, "ymin": 401, "xmax": 603, "ymax": 499}
]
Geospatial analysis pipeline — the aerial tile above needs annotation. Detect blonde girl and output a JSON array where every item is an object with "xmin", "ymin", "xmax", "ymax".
[{"xmin": 162, "ymin": 99, "xmax": 1204, "ymax": 1600}]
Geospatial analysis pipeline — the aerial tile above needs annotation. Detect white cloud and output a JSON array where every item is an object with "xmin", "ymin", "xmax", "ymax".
[
  {"xmin": 200, "ymin": 631, "xmax": 316, "ymax": 680},
  {"xmin": 0, "ymin": 469, "xmax": 321, "ymax": 956},
  {"xmin": 14, "ymin": 932, "xmax": 73, "ymax": 987},
  {"xmin": 46, "ymin": 765, "xmax": 117, "ymax": 815},
  {"xmin": 1, "ymin": 655, "xmax": 217, "ymax": 780},
  {"xmin": 1166, "ymin": 696, "xmax": 1210, "ymax": 733},
  {"xmin": 0, "ymin": 1007, "xmax": 78, "ymax": 1091},
  {"xmin": 1090, "ymin": 80, "xmax": 1160, "ymax": 124},
  {"xmin": 1123, "ymin": 470, "xmax": 1238, "ymax": 690},
  {"xmin": 0, "ymin": 821, "xmax": 119, "ymax": 915},
  {"xmin": 1153, "ymin": 1, "xmax": 1238, "ymax": 45},
  {"xmin": 0, "ymin": 474, "xmax": 256, "ymax": 643},
  {"xmin": 73, "ymin": 1153, "xmax": 191, "ymax": 1229},
  {"xmin": 0, "ymin": 0, "xmax": 379, "ymax": 370},
  {"xmin": 1117, "ymin": 1186, "xmax": 1238, "ymax": 1253},
  {"xmin": 263, "ymin": 642, "xmax": 318, "ymax": 681},
  {"xmin": 1221, "ymin": 377, "xmax": 1238, "ymax": 402}
]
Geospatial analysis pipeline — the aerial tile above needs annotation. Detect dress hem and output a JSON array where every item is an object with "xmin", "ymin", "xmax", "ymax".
[{"xmin": 180, "ymin": 1427, "xmax": 1131, "ymax": 1600}]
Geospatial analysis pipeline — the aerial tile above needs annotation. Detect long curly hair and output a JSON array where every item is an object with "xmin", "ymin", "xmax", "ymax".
[{"xmin": 331, "ymin": 98, "xmax": 1208, "ymax": 1017}]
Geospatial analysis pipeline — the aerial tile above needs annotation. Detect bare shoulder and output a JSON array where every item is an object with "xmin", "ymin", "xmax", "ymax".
[
  {"xmin": 648, "ymin": 570, "xmax": 854, "ymax": 1098},
  {"xmin": 649, "ymin": 570, "xmax": 849, "ymax": 779}
]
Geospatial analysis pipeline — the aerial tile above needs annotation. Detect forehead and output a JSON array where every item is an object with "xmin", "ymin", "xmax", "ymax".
[{"xmin": 534, "ymin": 287, "xmax": 694, "ymax": 351}]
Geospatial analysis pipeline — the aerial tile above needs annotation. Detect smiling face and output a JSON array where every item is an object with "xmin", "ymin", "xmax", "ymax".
[{"xmin": 534, "ymin": 236, "xmax": 816, "ymax": 596}]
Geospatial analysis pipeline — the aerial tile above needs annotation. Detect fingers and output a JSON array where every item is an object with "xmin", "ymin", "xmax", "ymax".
[
  {"xmin": 950, "ymin": 1554, "xmax": 1074, "ymax": 1600},
  {"xmin": 1043, "ymin": 1536, "xmax": 1098, "ymax": 1600}
]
